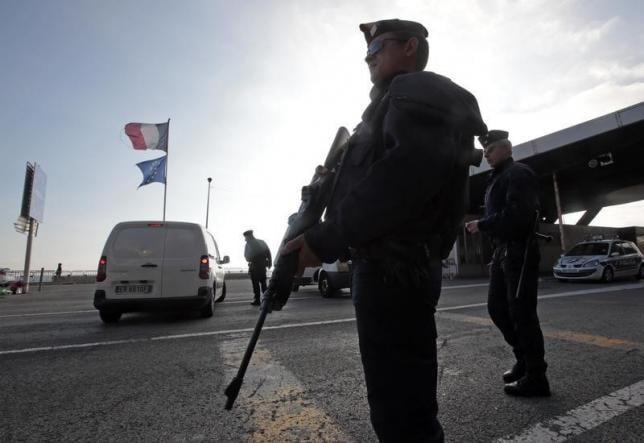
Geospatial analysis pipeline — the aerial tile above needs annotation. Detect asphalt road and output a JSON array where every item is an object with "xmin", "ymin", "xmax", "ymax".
[{"xmin": 1, "ymin": 277, "xmax": 643, "ymax": 442}]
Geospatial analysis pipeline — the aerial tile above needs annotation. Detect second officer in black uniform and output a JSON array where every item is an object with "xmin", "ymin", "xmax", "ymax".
[
  {"xmin": 466, "ymin": 130, "xmax": 550, "ymax": 397},
  {"xmin": 283, "ymin": 19, "xmax": 487, "ymax": 442},
  {"xmin": 243, "ymin": 230, "xmax": 272, "ymax": 306}
]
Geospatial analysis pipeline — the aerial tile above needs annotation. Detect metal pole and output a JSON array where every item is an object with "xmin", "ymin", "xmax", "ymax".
[
  {"xmin": 206, "ymin": 177, "xmax": 212, "ymax": 228},
  {"xmin": 23, "ymin": 218, "xmax": 34, "ymax": 294},
  {"xmin": 163, "ymin": 118, "xmax": 170, "ymax": 222},
  {"xmin": 552, "ymin": 172, "xmax": 566, "ymax": 252},
  {"xmin": 38, "ymin": 267, "xmax": 44, "ymax": 292}
]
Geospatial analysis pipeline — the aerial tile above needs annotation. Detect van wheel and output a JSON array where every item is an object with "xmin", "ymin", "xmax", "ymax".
[
  {"xmin": 602, "ymin": 267, "xmax": 614, "ymax": 283},
  {"xmin": 319, "ymin": 273, "xmax": 335, "ymax": 298},
  {"xmin": 215, "ymin": 282, "xmax": 226, "ymax": 303},
  {"xmin": 99, "ymin": 310, "xmax": 121, "ymax": 323},
  {"xmin": 201, "ymin": 295, "xmax": 215, "ymax": 317},
  {"xmin": 637, "ymin": 264, "xmax": 644, "ymax": 280}
]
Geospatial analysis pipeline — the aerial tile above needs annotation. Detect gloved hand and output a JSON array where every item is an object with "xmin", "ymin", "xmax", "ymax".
[
  {"xmin": 261, "ymin": 236, "xmax": 321, "ymax": 312},
  {"xmin": 281, "ymin": 235, "xmax": 322, "ymax": 277},
  {"xmin": 261, "ymin": 254, "xmax": 297, "ymax": 312}
]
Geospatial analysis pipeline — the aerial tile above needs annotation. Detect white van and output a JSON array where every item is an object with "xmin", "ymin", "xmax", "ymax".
[{"xmin": 93, "ymin": 221, "xmax": 229, "ymax": 323}]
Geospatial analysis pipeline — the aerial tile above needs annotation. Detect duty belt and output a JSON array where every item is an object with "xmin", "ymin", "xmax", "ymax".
[
  {"xmin": 491, "ymin": 237, "xmax": 527, "ymax": 249},
  {"xmin": 349, "ymin": 238, "xmax": 442, "ymax": 265}
]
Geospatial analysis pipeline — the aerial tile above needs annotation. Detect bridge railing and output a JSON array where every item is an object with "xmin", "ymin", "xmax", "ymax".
[{"xmin": 0, "ymin": 268, "xmax": 252, "ymax": 285}]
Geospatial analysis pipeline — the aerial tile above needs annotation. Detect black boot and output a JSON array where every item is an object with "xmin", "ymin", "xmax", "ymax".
[
  {"xmin": 503, "ymin": 362, "xmax": 525, "ymax": 383},
  {"xmin": 250, "ymin": 299, "xmax": 260, "ymax": 306},
  {"xmin": 504, "ymin": 373, "xmax": 551, "ymax": 397}
]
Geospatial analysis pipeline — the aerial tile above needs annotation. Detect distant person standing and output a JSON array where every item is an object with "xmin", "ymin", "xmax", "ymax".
[
  {"xmin": 243, "ymin": 230, "xmax": 272, "ymax": 306},
  {"xmin": 465, "ymin": 130, "xmax": 550, "ymax": 397},
  {"xmin": 55, "ymin": 263, "xmax": 62, "ymax": 281}
]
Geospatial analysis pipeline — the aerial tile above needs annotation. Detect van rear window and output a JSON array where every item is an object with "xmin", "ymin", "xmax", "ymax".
[
  {"xmin": 165, "ymin": 227, "xmax": 202, "ymax": 258},
  {"xmin": 113, "ymin": 227, "xmax": 166, "ymax": 259}
]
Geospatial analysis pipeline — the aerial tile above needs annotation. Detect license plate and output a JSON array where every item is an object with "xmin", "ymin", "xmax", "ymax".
[{"xmin": 115, "ymin": 284, "xmax": 152, "ymax": 294}]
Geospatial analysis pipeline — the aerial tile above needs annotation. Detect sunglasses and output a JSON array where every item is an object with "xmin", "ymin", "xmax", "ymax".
[{"xmin": 366, "ymin": 38, "xmax": 406, "ymax": 57}]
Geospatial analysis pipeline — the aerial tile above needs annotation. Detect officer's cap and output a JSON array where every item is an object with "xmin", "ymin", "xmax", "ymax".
[
  {"xmin": 478, "ymin": 130, "xmax": 510, "ymax": 149},
  {"xmin": 359, "ymin": 19, "xmax": 428, "ymax": 44},
  {"xmin": 242, "ymin": 229, "xmax": 253, "ymax": 237}
]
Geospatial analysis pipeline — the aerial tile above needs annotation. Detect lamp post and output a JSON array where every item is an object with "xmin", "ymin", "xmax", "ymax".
[{"xmin": 206, "ymin": 177, "xmax": 212, "ymax": 229}]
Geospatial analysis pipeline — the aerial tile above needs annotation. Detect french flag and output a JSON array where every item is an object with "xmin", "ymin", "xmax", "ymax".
[{"xmin": 125, "ymin": 122, "xmax": 169, "ymax": 151}]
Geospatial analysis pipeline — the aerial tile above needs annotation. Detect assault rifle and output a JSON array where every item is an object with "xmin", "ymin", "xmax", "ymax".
[
  {"xmin": 515, "ymin": 211, "xmax": 552, "ymax": 300},
  {"xmin": 224, "ymin": 127, "xmax": 350, "ymax": 410}
]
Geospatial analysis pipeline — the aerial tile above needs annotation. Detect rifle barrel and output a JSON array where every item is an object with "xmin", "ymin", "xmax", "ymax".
[{"xmin": 223, "ymin": 290, "xmax": 272, "ymax": 409}]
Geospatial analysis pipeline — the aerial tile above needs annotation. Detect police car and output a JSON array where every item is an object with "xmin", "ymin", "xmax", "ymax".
[{"xmin": 553, "ymin": 239, "xmax": 644, "ymax": 282}]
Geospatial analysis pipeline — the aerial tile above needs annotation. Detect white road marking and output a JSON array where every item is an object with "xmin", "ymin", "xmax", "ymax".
[
  {"xmin": 1, "ymin": 282, "xmax": 642, "ymax": 355},
  {"xmin": 0, "ymin": 318, "xmax": 357, "ymax": 355},
  {"xmin": 442, "ymin": 282, "xmax": 489, "ymax": 289},
  {"xmin": 0, "ymin": 284, "xmax": 485, "ymax": 319},
  {"xmin": 220, "ymin": 337, "xmax": 354, "ymax": 441},
  {"xmin": 439, "ymin": 312, "xmax": 643, "ymax": 350},
  {"xmin": 437, "ymin": 282, "xmax": 644, "ymax": 312},
  {"xmin": 225, "ymin": 295, "xmax": 318, "ymax": 305},
  {"xmin": 496, "ymin": 379, "xmax": 644, "ymax": 442},
  {"xmin": 538, "ymin": 283, "xmax": 644, "ymax": 300},
  {"xmin": 0, "ymin": 309, "xmax": 96, "ymax": 318},
  {"xmin": 0, "ymin": 296, "xmax": 319, "ymax": 318}
]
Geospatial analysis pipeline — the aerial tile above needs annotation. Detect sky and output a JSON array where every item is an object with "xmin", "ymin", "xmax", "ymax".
[{"xmin": 1, "ymin": 0, "xmax": 644, "ymax": 271}]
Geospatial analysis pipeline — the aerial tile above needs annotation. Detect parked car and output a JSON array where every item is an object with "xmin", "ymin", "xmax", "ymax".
[
  {"xmin": 0, "ymin": 269, "xmax": 25, "ymax": 294},
  {"xmin": 553, "ymin": 239, "xmax": 644, "ymax": 282},
  {"xmin": 0, "ymin": 268, "xmax": 9, "ymax": 286},
  {"xmin": 2, "ymin": 279, "xmax": 25, "ymax": 294},
  {"xmin": 94, "ymin": 221, "xmax": 229, "ymax": 323},
  {"xmin": 291, "ymin": 266, "xmax": 318, "ymax": 292},
  {"xmin": 292, "ymin": 260, "xmax": 352, "ymax": 297}
]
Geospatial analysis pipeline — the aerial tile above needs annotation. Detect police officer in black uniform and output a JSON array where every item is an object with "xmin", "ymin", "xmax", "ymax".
[
  {"xmin": 243, "ymin": 230, "xmax": 272, "ymax": 306},
  {"xmin": 465, "ymin": 130, "xmax": 550, "ymax": 397},
  {"xmin": 282, "ymin": 19, "xmax": 486, "ymax": 442}
]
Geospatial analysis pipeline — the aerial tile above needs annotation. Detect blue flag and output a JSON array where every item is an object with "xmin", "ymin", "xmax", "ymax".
[{"xmin": 136, "ymin": 155, "xmax": 167, "ymax": 188}]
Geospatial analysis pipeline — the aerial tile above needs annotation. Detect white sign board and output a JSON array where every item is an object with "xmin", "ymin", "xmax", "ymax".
[{"xmin": 29, "ymin": 163, "xmax": 47, "ymax": 222}]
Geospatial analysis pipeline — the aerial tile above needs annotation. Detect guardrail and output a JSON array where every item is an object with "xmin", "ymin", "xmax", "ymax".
[
  {"xmin": 0, "ymin": 268, "xmax": 252, "ymax": 285},
  {"xmin": 0, "ymin": 269, "xmax": 97, "ymax": 284}
]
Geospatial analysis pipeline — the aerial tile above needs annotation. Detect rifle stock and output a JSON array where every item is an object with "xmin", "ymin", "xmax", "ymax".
[{"xmin": 224, "ymin": 126, "xmax": 350, "ymax": 410}]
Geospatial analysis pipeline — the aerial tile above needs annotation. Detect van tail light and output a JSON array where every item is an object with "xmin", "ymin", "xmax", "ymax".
[
  {"xmin": 199, "ymin": 255, "xmax": 210, "ymax": 279},
  {"xmin": 97, "ymin": 256, "xmax": 107, "ymax": 282}
]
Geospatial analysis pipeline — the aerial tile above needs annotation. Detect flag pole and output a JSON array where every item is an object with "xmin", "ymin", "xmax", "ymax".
[{"xmin": 163, "ymin": 118, "xmax": 170, "ymax": 221}]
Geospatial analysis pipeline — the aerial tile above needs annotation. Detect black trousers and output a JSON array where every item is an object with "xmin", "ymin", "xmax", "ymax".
[
  {"xmin": 353, "ymin": 259, "xmax": 444, "ymax": 443},
  {"xmin": 488, "ymin": 243, "xmax": 547, "ymax": 375},
  {"xmin": 249, "ymin": 269, "xmax": 267, "ymax": 301}
]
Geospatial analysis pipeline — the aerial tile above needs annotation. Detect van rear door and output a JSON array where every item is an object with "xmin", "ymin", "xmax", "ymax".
[
  {"xmin": 108, "ymin": 224, "xmax": 166, "ymax": 299},
  {"xmin": 162, "ymin": 225, "xmax": 204, "ymax": 298}
]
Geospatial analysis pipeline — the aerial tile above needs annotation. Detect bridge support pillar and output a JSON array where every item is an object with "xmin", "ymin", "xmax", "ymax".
[
  {"xmin": 552, "ymin": 172, "xmax": 567, "ymax": 252},
  {"xmin": 576, "ymin": 207, "xmax": 602, "ymax": 226}
]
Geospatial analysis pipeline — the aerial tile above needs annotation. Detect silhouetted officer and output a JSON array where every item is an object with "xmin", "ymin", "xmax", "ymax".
[
  {"xmin": 283, "ymin": 18, "xmax": 486, "ymax": 442},
  {"xmin": 466, "ymin": 130, "xmax": 550, "ymax": 397},
  {"xmin": 243, "ymin": 230, "xmax": 272, "ymax": 306}
]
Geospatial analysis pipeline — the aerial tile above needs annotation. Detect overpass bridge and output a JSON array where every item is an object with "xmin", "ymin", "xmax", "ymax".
[
  {"xmin": 458, "ymin": 101, "xmax": 644, "ymax": 276},
  {"xmin": 469, "ymin": 101, "xmax": 644, "ymax": 224}
]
